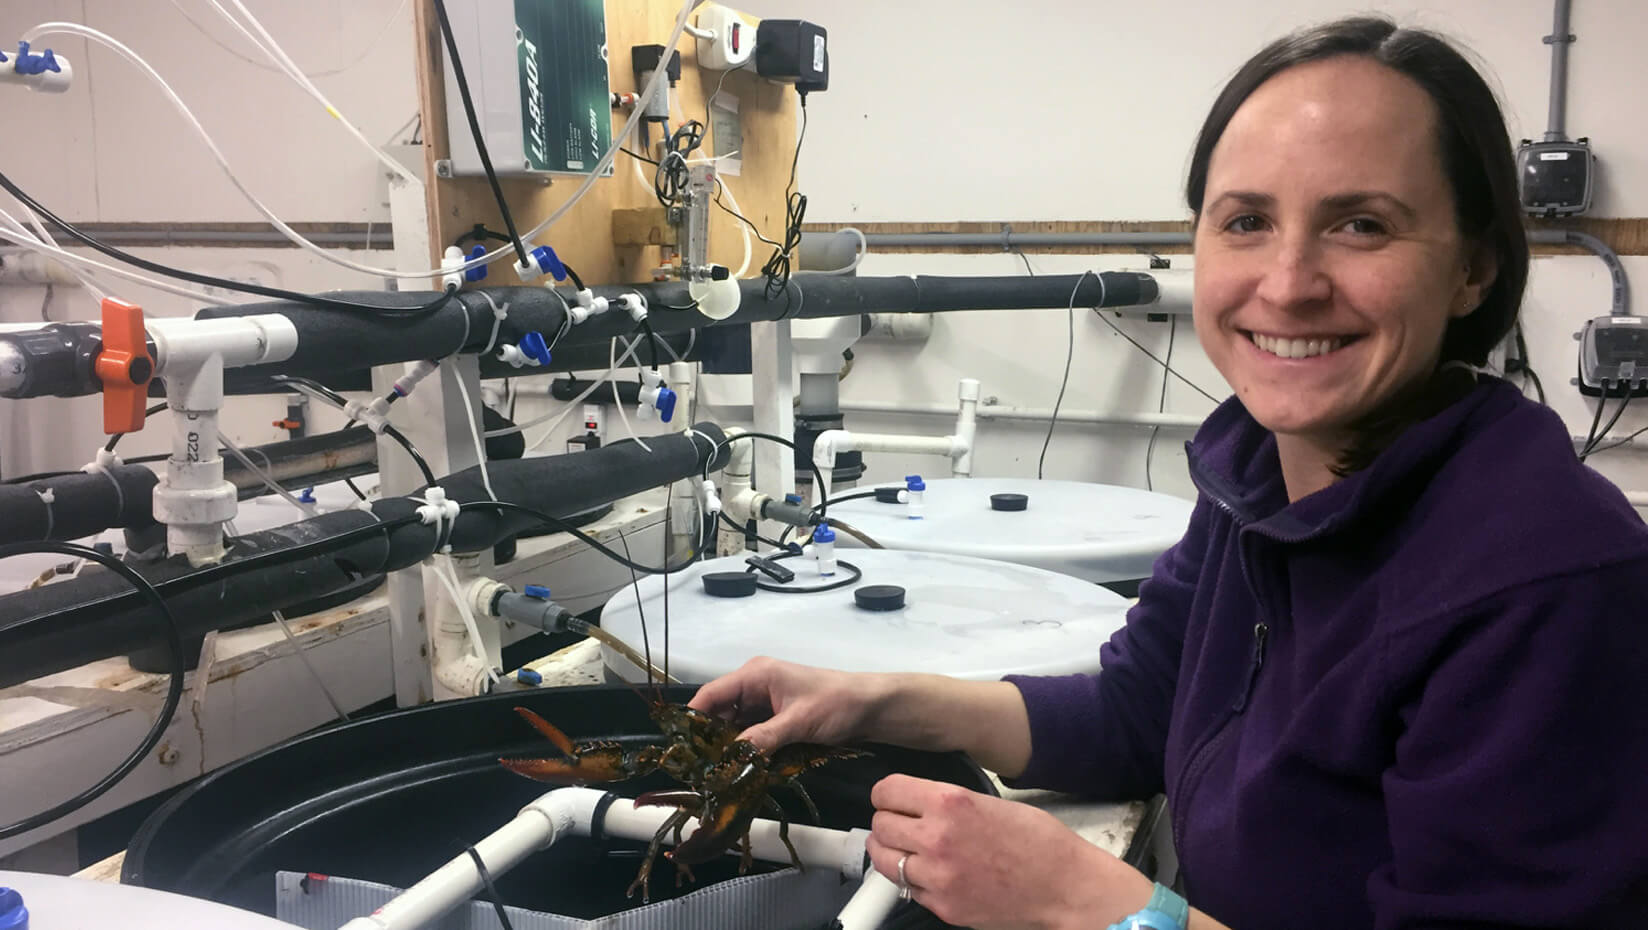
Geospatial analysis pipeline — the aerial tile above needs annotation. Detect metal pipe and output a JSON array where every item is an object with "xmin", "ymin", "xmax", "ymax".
[
  {"xmin": 1545, "ymin": 0, "xmax": 1574, "ymax": 141},
  {"xmin": 1529, "ymin": 229, "xmax": 1630, "ymax": 315},
  {"xmin": 862, "ymin": 231, "xmax": 1192, "ymax": 249},
  {"xmin": 839, "ymin": 399, "xmax": 1207, "ymax": 430}
]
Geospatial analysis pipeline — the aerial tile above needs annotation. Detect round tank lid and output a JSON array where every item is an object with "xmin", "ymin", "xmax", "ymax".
[{"xmin": 702, "ymin": 571, "xmax": 758, "ymax": 598}]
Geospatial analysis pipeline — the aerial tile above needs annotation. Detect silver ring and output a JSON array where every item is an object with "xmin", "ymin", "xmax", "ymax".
[{"xmin": 896, "ymin": 853, "xmax": 911, "ymax": 900}]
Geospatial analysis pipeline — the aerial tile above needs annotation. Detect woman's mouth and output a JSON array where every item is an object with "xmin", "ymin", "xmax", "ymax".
[{"xmin": 1245, "ymin": 331, "xmax": 1362, "ymax": 359}]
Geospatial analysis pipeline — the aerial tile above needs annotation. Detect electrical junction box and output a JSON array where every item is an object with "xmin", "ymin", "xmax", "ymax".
[
  {"xmin": 439, "ymin": 0, "xmax": 613, "ymax": 177},
  {"xmin": 1577, "ymin": 315, "xmax": 1648, "ymax": 397},
  {"xmin": 1517, "ymin": 138, "xmax": 1594, "ymax": 218}
]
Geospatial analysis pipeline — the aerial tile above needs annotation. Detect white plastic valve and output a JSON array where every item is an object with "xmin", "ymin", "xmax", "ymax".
[
  {"xmin": 698, "ymin": 478, "xmax": 723, "ymax": 517},
  {"xmin": 440, "ymin": 246, "xmax": 466, "ymax": 291},
  {"xmin": 2, "ymin": 43, "xmax": 73, "ymax": 94},
  {"xmin": 812, "ymin": 524, "xmax": 837, "ymax": 577},
  {"xmin": 617, "ymin": 292, "xmax": 649, "ymax": 322},
  {"xmin": 568, "ymin": 289, "xmax": 611, "ymax": 325}
]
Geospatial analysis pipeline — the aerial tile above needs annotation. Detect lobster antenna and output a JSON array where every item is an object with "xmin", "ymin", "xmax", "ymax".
[{"xmin": 614, "ymin": 526, "xmax": 657, "ymax": 697}]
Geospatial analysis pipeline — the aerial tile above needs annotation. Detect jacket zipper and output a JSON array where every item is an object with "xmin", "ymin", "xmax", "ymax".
[
  {"xmin": 1170, "ymin": 619, "xmax": 1271, "ymax": 865},
  {"xmin": 1231, "ymin": 622, "xmax": 1269, "ymax": 712}
]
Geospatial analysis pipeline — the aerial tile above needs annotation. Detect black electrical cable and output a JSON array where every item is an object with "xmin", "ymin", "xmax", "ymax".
[
  {"xmin": 717, "ymin": 509, "xmax": 790, "ymax": 551},
  {"xmin": 105, "ymin": 402, "xmax": 171, "ymax": 453},
  {"xmin": 640, "ymin": 318, "xmax": 661, "ymax": 371},
  {"xmin": 275, "ymin": 375, "xmax": 437, "ymax": 485},
  {"xmin": 464, "ymin": 500, "xmax": 701, "ymax": 574},
  {"xmin": 431, "ymin": 0, "xmax": 529, "ymax": 266},
  {"xmin": 0, "ymin": 541, "xmax": 184, "ymax": 842},
  {"xmin": 344, "ymin": 477, "xmax": 369, "ymax": 502},
  {"xmin": 1582, "ymin": 391, "xmax": 1632, "ymax": 461},
  {"xmin": 713, "ymin": 182, "xmax": 784, "ymax": 249},
  {"xmin": 762, "ymin": 96, "xmax": 808, "ymax": 302},
  {"xmin": 1091, "ymin": 309, "xmax": 1223, "ymax": 404},
  {"xmin": 1580, "ymin": 381, "xmax": 1610, "ymax": 457},
  {"xmin": 708, "ymin": 432, "xmax": 830, "ymax": 521},
  {"xmin": 1587, "ymin": 422, "xmax": 1648, "ymax": 456},
  {"xmin": 1510, "ymin": 324, "xmax": 1546, "ymax": 404},
  {"xmin": 0, "ymin": 169, "xmax": 458, "ymax": 318},
  {"xmin": 744, "ymin": 549, "xmax": 862, "ymax": 593},
  {"xmin": 811, "ymin": 489, "xmax": 880, "ymax": 513},
  {"xmin": 1037, "ymin": 267, "xmax": 1088, "ymax": 480},
  {"xmin": 463, "ymin": 846, "xmax": 518, "ymax": 930},
  {"xmin": 1145, "ymin": 316, "xmax": 1176, "ymax": 492}
]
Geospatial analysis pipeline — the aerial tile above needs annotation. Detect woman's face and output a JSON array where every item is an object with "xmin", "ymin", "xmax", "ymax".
[{"xmin": 1192, "ymin": 55, "xmax": 1495, "ymax": 444}]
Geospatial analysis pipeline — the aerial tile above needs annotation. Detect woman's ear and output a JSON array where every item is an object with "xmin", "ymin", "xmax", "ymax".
[{"xmin": 1455, "ymin": 244, "xmax": 1499, "ymax": 319}]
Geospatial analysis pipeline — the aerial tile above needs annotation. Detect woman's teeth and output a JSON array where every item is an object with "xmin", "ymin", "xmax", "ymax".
[{"xmin": 1249, "ymin": 332, "xmax": 1347, "ymax": 359}]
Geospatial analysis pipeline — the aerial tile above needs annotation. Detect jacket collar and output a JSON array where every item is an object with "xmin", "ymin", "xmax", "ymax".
[{"xmin": 1184, "ymin": 378, "xmax": 1523, "ymax": 543}]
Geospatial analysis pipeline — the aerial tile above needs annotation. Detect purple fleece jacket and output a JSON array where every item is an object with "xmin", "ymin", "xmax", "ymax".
[{"xmin": 1006, "ymin": 378, "xmax": 1648, "ymax": 929}]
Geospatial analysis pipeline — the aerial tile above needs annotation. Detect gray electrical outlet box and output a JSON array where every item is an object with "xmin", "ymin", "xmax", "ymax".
[
  {"xmin": 1517, "ymin": 138, "xmax": 1594, "ymax": 218},
  {"xmin": 1578, "ymin": 315, "xmax": 1648, "ymax": 396},
  {"xmin": 439, "ymin": 0, "xmax": 612, "ymax": 177}
]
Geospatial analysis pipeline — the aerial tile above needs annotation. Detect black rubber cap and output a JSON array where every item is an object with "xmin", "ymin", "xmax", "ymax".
[
  {"xmin": 703, "ymin": 572, "xmax": 758, "ymax": 598},
  {"xmin": 990, "ymin": 492, "xmax": 1029, "ymax": 512},
  {"xmin": 854, "ymin": 584, "xmax": 906, "ymax": 611},
  {"xmin": 874, "ymin": 486, "xmax": 903, "ymax": 504}
]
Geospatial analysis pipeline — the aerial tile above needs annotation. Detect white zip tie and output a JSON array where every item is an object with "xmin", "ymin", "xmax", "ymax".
[
  {"xmin": 478, "ymin": 291, "xmax": 511, "ymax": 355},
  {"xmin": 33, "ymin": 487, "xmax": 55, "ymax": 540},
  {"xmin": 82, "ymin": 448, "xmax": 127, "ymax": 514},
  {"xmin": 415, "ymin": 487, "xmax": 461, "ymax": 552}
]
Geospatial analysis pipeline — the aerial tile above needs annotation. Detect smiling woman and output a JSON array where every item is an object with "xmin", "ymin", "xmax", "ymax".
[{"xmin": 683, "ymin": 16, "xmax": 1648, "ymax": 930}]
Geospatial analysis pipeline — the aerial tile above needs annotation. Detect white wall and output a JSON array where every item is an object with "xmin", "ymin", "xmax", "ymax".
[{"xmin": 2, "ymin": 0, "xmax": 1646, "ymax": 506}]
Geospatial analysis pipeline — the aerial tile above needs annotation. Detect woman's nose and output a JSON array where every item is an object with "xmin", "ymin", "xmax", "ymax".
[{"xmin": 1254, "ymin": 235, "xmax": 1332, "ymax": 311}]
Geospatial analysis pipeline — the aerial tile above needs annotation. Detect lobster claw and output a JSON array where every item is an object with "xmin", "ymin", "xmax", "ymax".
[
  {"xmin": 498, "ymin": 755, "xmax": 629, "ymax": 785},
  {"xmin": 499, "ymin": 706, "xmax": 649, "ymax": 784}
]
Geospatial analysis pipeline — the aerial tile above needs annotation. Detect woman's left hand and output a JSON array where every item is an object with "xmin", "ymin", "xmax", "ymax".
[{"xmin": 865, "ymin": 774, "xmax": 1155, "ymax": 930}]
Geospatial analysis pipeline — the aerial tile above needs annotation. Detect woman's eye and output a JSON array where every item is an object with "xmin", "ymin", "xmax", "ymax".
[
  {"xmin": 1225, "ymin": 214, "xmax": 1267, "ymax": 233},
  {"xmin": 1342, "ymin": 217, "xmax": 1388, "ymax": 236}
]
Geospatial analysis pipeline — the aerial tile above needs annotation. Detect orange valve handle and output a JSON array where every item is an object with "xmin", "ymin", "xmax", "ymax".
[{"xmin": 93, "ymin": 298, "xmax": 154, "ymax": 434}]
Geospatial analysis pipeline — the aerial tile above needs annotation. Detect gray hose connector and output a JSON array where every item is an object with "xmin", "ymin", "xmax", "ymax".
[{"xmin": 495, "ymin": 590, "xmax": 573, "ymax": 633}]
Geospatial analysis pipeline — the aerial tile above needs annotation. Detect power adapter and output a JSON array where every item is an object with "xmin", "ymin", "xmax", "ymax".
[{"xmin": 754, "ymin": 19, "xmax": 828, "ymax": 93}]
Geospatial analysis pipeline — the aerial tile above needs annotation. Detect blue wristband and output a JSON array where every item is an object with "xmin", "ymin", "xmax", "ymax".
[{"xmin": 1106, "ymin": 883, "xmax": 1189, "ymax": 930}]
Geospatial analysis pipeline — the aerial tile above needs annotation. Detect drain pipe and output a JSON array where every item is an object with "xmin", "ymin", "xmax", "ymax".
[
  {"xmin": 336, "ymin": 786, "xmax": 872, "ymax": 930},
  {"xmin": 813, "ymin": 378, "xmax": 980, "ymax": 501}
]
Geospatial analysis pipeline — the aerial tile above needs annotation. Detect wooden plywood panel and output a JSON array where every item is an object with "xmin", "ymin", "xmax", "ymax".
[{"xmin": 411, "ymin": 0, "xmax": 798, "ymax": 285}]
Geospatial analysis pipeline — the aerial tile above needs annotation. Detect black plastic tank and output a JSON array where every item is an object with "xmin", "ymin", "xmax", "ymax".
[{"xmin": 124, "ymin": 685, "xmax": 986, "ymax": 928}]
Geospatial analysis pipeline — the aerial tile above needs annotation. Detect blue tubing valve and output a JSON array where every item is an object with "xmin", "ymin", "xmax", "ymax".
[
  {"xmin": 0, "ymin": 886, "xmax": 28, "ymax": 930},
  {"xmin": 464, "ymin": 245, "xmax": 489, "ymax": 282},
  {"xmin": 531, "ymin": 245, "xmax": 567, "ymax": 282},
  {"xmin": 654, "ymin": 386, "xmax": 677, "ymax": 423},
  {"xmin": 522, "ymin": 584, "xmax": 551, "ymax": 600},
  {"xmin": 519, "ymin": 332, "xmax": 552, "ymax": 367}
]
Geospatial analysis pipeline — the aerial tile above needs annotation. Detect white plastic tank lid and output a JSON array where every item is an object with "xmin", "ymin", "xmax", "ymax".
[
  {"xmin": 599, "ymin": 549, "xmax": 1132, "ymax": 684},
  {"xmin": 827, "ymin": 478, "xmax": 1194, "ymax": 583},
  {"xmin": 0, "ymin": 870, "xmax": 301, "ymax": 929}
]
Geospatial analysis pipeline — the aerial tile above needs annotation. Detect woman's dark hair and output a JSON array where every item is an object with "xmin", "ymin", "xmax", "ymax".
[{"xmin": 1186, "ymin": 16, "xmax": 1530, "ymax": 473}]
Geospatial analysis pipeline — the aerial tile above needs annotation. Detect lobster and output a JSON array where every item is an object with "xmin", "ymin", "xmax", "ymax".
[{"xmin": 500, "ymin": 700, "xmax": 864, "ymax": 902}]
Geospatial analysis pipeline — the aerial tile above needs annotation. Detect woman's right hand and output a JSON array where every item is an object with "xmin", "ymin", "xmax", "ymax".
[{"xmin": 687, "ymin": 656, "xmax": 884, "ymax": 754}]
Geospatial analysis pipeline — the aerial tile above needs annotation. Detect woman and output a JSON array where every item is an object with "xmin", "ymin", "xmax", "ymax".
[{"xmin": 692, "ymin": 16, "xmax": 1648, "ymax": 930}]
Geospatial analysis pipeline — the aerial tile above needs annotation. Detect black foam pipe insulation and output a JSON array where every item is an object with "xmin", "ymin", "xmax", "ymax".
[
  {"xmin": 192, "ymin": 272, "xmax": 1157, "ymax": 385},
  {"xmin": 0, "ymin": 465, "xmax": 160, "ymax": 542},
  {"xmin": 0, "ymin": 424, "xmax": 730, "ymax": 687}
]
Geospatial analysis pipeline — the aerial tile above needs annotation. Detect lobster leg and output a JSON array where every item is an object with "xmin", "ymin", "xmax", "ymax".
[
  {"xmin": 785, "ymin": 780, "xmax": 823, "ymax": 824},
  {"xmin": 762, "ymin": 796, "xmax": 803, "ymax": 872},
  {"xmin": 629, "ymin": 791, "xmax": 705, "ymax": 897},
  {"xmin": 627, "ymin": 808, "xmax": 694, "ymax": 903}
]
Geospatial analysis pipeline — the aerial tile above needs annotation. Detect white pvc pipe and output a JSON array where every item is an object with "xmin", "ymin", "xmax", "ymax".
[
  {"xmin": 840, "ymin": 399, "xmax": 1206, "ymax": 430},
  {"xmin": 954, "ymin": 378, "xmax": 980, "ymax": 477},
  {"xmin": 338, "ymin": 787, "xmax": 873, "ymax": 930},
  {"xmin": 1625, "ymin": 491, "xmax": 1648, "ymax": 508},
  {"xmin": 836, "ymin": 870, "xmax": 904, "ymax": 930}
]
